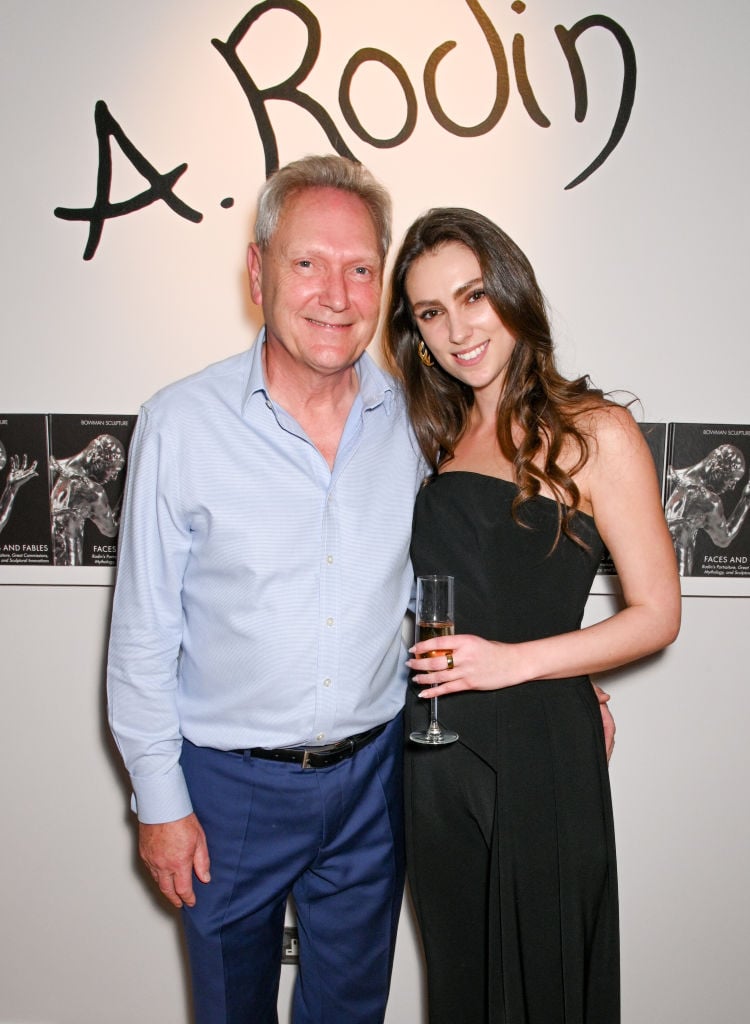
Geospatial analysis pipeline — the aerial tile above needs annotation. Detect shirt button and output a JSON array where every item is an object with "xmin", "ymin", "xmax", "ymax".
[
  {"xmin": 316, "ymin": 733, "xmax": 325, "ymax": 742},
  {"xmin": 326, "ymin": 555, "xmax": 334, "ymax": 564},
  {"xmin": 323, "ymin": 678, "xmax": 332, "ymax": 688},
  {"xmin": 326, "ymin": 617, "xmax": 334, "ymax": 627}
]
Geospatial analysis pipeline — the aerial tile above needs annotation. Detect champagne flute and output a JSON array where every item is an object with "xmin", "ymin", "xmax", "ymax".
[{"xmin": 410, "ymin": 574, "xmax": 459, "ymax": 745}]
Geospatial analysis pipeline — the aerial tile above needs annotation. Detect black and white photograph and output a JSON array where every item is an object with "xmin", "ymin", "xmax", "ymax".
[
  {"xmin": 665, "ymin": 422, "xmax": 750, "ymax": 578},
  {"xmin": 47, "ymin": 414, "xmax": 136, "ymax": 567},
  {"xmin": 0, "ymin": 413, "xmax": 51, "ymax": 565}
]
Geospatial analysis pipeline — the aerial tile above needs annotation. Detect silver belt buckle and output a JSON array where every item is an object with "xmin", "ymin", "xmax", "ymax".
[{"xmin": 301, "ymin": 749, "xmax": 313, "ymax": 769}]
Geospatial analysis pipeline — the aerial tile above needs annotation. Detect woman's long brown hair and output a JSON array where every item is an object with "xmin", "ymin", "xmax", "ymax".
[{"xmin": 383, "ymin": 207, "xmax": 609, "ymax": 546}]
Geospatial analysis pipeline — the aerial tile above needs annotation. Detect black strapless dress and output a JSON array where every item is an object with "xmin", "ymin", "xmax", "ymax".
[{"xmin": 406, "ymin": 473, "xmax": 619, "ymax": 1024}]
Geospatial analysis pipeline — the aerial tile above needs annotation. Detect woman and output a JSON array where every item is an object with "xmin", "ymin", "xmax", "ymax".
[{"xmin": 383, "ymin": 208, "xmax": 681, "ymax": 1024}]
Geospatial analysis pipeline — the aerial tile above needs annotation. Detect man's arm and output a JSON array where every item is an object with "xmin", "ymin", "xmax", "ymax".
[{"xmin": 107, "ymin": 407, "xmax": 210, "ymax": 902}]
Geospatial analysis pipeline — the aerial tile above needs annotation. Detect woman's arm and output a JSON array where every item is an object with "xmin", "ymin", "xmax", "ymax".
[{"xmin": 409, "ymin": 405, "xmax": 681, "ymax": 695}]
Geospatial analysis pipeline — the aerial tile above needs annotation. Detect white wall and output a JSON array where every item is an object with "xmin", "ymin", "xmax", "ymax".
[{"xmin": 2, "ymin": 2, "xmax": 749, "ymax": 1021}]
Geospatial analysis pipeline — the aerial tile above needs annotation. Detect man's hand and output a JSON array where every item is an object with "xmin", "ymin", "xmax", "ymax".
[
  {"xmin": 138, "ymin": 812, "xmax": 211, "ymax": 908},
  {"xmin": 593, "ymin": 684, "xmax": 616, "ymax": 763}
]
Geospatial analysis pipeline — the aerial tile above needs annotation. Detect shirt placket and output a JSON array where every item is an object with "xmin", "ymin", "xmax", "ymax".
[{"xmin": 313, "ymin": 482, "xmax": 339, "ymax": 743}]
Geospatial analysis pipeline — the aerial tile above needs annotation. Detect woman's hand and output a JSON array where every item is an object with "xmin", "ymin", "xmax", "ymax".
[
  {"xmin": 593, "ymin": 684, "xmax": 616, "ymax": 762},
  {"xmin": 408, "ymin": 633, "xmax": 523, "ymax": 696},
  {"xmin": 408, "ymin": 640, "xmax": 618, "ymax": 763}
]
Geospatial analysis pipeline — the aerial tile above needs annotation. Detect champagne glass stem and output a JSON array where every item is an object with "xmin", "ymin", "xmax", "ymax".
[{"xmin": 427, "ymin": 698, "xmax": 442, "ymax": 735}]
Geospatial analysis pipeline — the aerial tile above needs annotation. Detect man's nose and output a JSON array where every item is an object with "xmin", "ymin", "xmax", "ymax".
[{"xmin": 320, "ymin": 268, "xmax": 348, "ymax": 311}]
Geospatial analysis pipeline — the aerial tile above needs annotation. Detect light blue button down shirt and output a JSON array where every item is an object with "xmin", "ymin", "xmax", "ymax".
[{"xmin": 107, "ymin": 331, "xmax": 425, "ymax": 823}]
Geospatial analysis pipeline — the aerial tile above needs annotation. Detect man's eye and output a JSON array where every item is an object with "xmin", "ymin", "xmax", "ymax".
[
  {"xmin": 297, "ymin": 259, "xmax": 312, "ymax": 268},
  {"xmin": 354, "ymin": 266, "xmax": 371, "ymax": 276}
]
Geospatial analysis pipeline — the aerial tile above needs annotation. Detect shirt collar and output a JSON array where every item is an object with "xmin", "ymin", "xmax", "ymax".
[
  {"xmin": 241, "ymin": 326, "xmax": 395, "ymax": 416},
  {"xmin": 242, "ymin": 326, "xmax": 270, "ymax": 411}
]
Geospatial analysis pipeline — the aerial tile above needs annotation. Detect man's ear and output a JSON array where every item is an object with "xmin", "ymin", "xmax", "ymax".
[{"xmin": 247, "ymin": 243, "xmax": 263, "ymax": 305}]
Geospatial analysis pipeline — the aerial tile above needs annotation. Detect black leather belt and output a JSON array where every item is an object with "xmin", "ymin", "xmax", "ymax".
[{"xmin": 243, "ymin": 722, "xmax": 387, "ymax": 769}]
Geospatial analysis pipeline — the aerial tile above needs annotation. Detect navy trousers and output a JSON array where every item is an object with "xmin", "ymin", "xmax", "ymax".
[{"xmin": 180, "ymin": 714, "xmax": 405, "ymax": 1024}]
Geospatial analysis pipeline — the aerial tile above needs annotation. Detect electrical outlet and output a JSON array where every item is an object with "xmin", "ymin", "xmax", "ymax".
[{"xmin": 282, "ymin": 925, "xmax": 299, "ymax": 964}]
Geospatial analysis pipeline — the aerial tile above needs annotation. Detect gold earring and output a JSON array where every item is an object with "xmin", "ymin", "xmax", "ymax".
[{"xmin": 417, "ymin": 339, "xmax": 434, "ymax": 367}]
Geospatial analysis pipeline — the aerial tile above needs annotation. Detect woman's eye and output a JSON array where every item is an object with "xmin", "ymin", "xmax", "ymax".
[
  {"xmin": 419, "ymin": 308, "xmax": 440, "ymax": 321},
  {"xmin": 468, "ymin": 289, "xmax": 485, "ymax": 303}
]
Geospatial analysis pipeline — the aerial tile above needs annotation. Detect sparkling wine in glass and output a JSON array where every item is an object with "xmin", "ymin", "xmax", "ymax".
[{"xmin": 410, "ymin": 574, "xmax": 459, "ymax": 745}]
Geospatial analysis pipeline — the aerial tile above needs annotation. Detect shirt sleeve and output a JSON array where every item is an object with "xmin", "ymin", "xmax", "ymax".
[{"xmin": 106, "ymin": 404, "xmax": 194, "ymax": 824}]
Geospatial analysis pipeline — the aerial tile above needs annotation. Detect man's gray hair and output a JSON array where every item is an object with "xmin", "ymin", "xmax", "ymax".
[{"xmin": 254, "ymin": 155, "xmax": 392, "ymax": 260}]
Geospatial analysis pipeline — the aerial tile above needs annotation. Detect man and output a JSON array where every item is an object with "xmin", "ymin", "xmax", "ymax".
[
  {"xmin": 107, "ymin": 155, "xmax": 424, "ymax": 1023},
  {"xmin": 50, "ymin": 433, "xmax": 124, "ymax": 564},
  {"xmin": 665, "ymin": 442, "xmax": 750, "ymax": 574}
]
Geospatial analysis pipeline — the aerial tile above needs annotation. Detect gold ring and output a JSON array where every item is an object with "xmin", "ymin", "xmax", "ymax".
[{"xmin": 446, "ymin": 652, "xmax": 454, "ymax": 671}]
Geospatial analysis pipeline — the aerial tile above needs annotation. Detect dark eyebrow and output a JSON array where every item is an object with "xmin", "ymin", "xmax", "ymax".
[{"xmin": 411, "ymin": 277, "xmax": 484, "ymax": 312}]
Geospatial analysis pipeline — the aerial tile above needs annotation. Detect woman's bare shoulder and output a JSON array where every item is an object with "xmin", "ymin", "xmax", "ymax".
[
  {"xmin": 571, "ymin": 398, "xmax": 642, "ymax": 452},
  {"xmin": 567, "ymin": 401, "xmax": 649, "ymax": 511}
]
